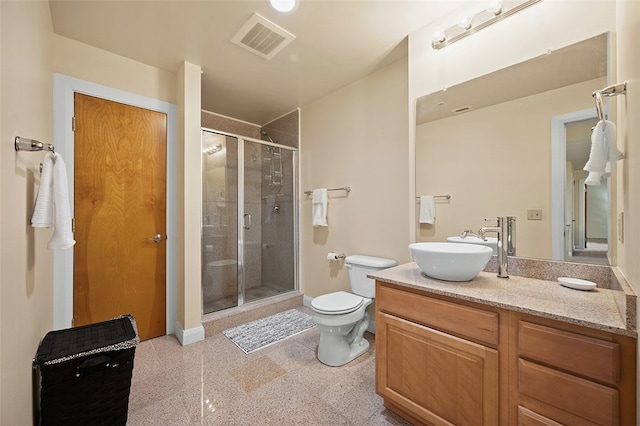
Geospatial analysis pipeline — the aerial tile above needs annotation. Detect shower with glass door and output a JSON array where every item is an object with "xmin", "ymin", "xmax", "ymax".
[{"xmin": 201, "ymin": 129, "xmax": 298, "ymax": 314}]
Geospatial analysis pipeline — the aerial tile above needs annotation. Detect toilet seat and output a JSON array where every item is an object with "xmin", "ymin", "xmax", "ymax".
[{"xmin": 311, "ymin": 291, "xmax": 364, "ymax": 315}]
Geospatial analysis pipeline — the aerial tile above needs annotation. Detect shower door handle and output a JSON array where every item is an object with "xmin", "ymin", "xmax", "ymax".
[{"xmin": 243, "ymin": 213, "xmax": 252, "ymax": 230}]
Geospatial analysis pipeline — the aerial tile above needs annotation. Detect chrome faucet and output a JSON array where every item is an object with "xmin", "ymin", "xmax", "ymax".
[
  {"xmin": 460, "ymin": 229, "xmax": 486, "ymax": 240},
  {"xmin": 477, "ymin": 216, "xmax": 516, "ymax": 278}
]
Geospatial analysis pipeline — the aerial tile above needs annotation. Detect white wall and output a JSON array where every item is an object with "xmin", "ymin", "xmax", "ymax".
[
  {"xmin": 300, "ymin": 58, "xmax": 411, "ymax": 298},
  {"xmin": 0, "ymin": 2, "xmax": 53, "ymax": 424}
]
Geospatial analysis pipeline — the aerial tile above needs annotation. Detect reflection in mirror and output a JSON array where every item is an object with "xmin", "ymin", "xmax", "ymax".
[{"xmin": 415, "ymin": 33, "xmax": 612, "ymax": 265}]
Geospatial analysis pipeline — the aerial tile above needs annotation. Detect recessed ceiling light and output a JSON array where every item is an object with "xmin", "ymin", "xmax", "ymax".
[{"xmin": 268, "ymin": 0, "xmax": 298, "ymax": 13}]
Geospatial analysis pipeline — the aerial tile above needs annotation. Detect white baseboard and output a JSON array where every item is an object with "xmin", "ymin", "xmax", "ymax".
[{"xmin": 174, "ymin": 321, "xmax": 205, "ymax": 346}]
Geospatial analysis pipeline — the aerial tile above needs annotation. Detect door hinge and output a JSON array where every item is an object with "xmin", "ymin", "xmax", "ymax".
[
  {"xmin": 72, "ymin": 116, "xmax": 76, "ymax": 132},
  {"xmin": 72, "ymin": 217, "xmax": 75, "ymax": 233},
  {"xmin": 71, "ymin": 318, "xmax": 75, "ymax": 327}
]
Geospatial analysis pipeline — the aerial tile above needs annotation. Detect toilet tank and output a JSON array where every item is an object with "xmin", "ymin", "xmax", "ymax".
[{"xmin": 346, "ymin": 255, "xmax": 397, "ymax": 298}]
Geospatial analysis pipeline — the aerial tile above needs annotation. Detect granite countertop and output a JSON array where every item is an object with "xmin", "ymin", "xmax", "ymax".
[{"xmin": 370, "ymin": 261, "xmax": 637, "ymax": 338}]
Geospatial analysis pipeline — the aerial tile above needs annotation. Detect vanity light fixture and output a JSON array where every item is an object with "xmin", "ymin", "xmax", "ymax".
[
  {"xmin": 203, "ymin": 144, "xmax": 223, "ymax": 156},
  {"xmin": 432, "ymin": 0, "xmax": 541, "ymax": 50},
  {"xmin": 267, "ymin": 0, "xmax": 299, "ymax": 13}
]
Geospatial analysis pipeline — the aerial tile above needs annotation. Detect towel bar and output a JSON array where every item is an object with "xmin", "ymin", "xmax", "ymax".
[
  {"xmin": 415, "ymin": 194, "xmax": 451, "ymax": 200},
  {"xmin": 304, "ymin": 186, "xmax": 350, "ymax": 196},
  {"xmin": 14, "ymin": 136, "xmax": 55, "ymax": 153}
]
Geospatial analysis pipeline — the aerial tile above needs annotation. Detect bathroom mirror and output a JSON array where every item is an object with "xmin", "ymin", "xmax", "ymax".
[{"xmin": 415, "ymin": 33, "xmax": 612, "ymax": 265}]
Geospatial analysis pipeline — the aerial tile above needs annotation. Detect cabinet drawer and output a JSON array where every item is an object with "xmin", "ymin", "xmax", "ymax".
[
  {"xmin": 377, "ymin": 283, "xmax": 499, "ymax": 346},
  {"xmin": 519, "ymin": 359, "xmax": 619, "ymax": 425},
  {"xmin": 519, "ymin": 321, "xmax": 619, "ymax": 385}
]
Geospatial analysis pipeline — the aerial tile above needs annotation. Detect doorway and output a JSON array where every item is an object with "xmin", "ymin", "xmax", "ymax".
[
  {"xmin": 551, "ymin": 110, "xmax": 610, "ymax": 265},
  {"xmin": 201, "ymin": 129, "xmax": 298, "ymax": 314},
  {"xmin": 52, "ymin": 74, "xmax": 178, "ymax": 336},
  {"xmin": 73, "ymin": 93, "xmax": 167, "ymax": 340}
]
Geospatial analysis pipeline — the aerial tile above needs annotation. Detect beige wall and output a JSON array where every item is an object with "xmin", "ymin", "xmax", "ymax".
[
  {"xmin": 300, "ymin": 58, "xmax": 411, "ymax": 298},
  {"xmin": 415, "ymin": 78, "xmax": 605, "ymax": 259},
  {"xmin": 0, "ymin": 2, "xmax": 53, "ymax": 424},
  {"xmin": 54, "ymin": 35, "xmax": 176, "ymax": 104},
  {"xmin": 616, "ymin": 0, "xmax": 640, "ymax": 409}
]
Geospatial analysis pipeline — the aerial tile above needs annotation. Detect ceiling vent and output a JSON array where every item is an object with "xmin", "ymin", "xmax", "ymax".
[{"xmin": 232, "ymin": 13, "xmax": 295, "ymax": 60}]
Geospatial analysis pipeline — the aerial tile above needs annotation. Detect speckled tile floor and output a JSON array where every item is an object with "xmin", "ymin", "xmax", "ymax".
[{"xmin": 126, "ymin": 307, "xmax": 412, "ymax": 425}]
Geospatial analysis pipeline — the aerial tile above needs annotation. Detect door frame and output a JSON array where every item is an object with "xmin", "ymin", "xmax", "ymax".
[
  {"xmin": 53, "ymin": 74, "xmax": 177, "ymax": 334},
  {"xmin": 550, "ymin": 108, "xmax": 607, "ymax": 260}
]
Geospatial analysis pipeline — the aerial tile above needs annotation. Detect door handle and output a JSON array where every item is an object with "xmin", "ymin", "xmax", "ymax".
[
  {"xmin": 243, "ymin": 213, "xmax": 252, "ymax": 230},
  {"xmin": 147, "ymin": 234, "xmax": 163, "ymax": 243}
]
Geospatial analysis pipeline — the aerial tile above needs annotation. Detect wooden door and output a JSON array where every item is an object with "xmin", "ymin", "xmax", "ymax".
[
  {"xmin": 73, "ymin": 93, "xmax": 167, "ymax": 341},
  {"xmin": 377, "ymin": 312, "xmax": 499, "ymax": 426}
]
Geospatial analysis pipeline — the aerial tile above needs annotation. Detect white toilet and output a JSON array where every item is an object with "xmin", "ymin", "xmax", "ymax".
[{"xmin": 311, "ymin": 255, "xmax": 397, "ymax": 366}]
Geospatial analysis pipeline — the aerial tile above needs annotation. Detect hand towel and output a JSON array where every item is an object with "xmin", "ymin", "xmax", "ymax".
[
  {"xmin": 32, "ymin": 153, "xmax": 75, "ymax": 249},
  {"xmin": 47, "ymin": 153, "xmax": 76, "ymax": 250},
  {"xmin": 419, "ymin": 195, "xmax": 435, "ymax": 224},
  {"xmin": 312, "ymin": 188, "xmax": 328, "ymax": 227},
  {"xmin": 584, "ymin": 120, "xmax": 609, "ymax": 174},
  {"xmin": 31, "ymin": 152, "xmax": 55, "ymax": 227},
  {"xmin": 585, "ymin": 171, "xmax": 602, "ymax": 186}
]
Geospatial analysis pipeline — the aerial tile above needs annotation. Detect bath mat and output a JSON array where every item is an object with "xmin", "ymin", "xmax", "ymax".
[{"xmin": 222, "ymin": 309, "xmax": 316, "ymax": 354}]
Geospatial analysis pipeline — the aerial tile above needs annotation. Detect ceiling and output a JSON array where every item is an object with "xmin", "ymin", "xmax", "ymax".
[{"xmin": 49, "ymin": 0, "xmax": 467, "ymax": 125}]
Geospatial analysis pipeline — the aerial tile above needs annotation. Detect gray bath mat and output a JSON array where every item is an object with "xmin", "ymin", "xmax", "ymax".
[{"xmin": 222, "ymin": 309, "xmax": 316, "ymax": 354}]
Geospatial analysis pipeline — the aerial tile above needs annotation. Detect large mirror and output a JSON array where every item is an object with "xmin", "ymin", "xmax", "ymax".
[{"xmin": 415, "ymin": 33, "xmax": 613, "ymax": 265}]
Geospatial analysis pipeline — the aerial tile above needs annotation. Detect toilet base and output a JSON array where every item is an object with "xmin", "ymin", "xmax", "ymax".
[
  {"xmin": 317, "ymin": 333, "xmax": 370, "ymax": 367},
  {"xmin": 316, "ymin": 312, "xmax": 371, "ymax": 367}
]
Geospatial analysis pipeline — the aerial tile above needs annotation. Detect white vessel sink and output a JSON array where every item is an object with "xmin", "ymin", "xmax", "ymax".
[
  {"xmin": 409, "ymin": 242, "xmax": 493, "ymax": 282},
  {"xmin": 446, "ymin": 236, "xmax": 498, "ymax": 255}
]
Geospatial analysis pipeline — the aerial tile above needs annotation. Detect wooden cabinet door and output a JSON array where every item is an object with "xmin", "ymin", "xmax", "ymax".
[{"xmin": 377, "ymin": 312, "xmax": 499, "ymax": 426}]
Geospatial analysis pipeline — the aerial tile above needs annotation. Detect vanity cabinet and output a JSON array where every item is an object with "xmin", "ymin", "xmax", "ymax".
[
  {"xmin": 375, "ymin": 281, "xmax": 637, "ymax": 426},
  {"xmin": 375, "ymin": 283, "xmax": 503, "ymax": 425}
]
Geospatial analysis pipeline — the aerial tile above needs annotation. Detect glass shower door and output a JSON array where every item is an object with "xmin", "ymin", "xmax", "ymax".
[
  {"xmin": 202, "ymin": 130, "xmax": 297, "ymax": 315},
  {"xmin": 241, "ymin": 140, "xmax": 296, "ymax": 304}
]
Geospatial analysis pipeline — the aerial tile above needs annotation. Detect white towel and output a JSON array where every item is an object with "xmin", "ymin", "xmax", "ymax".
[
  {"xmin": 584, "ymin": 120, "xmax": 623, "ymax": 186},
  {"xmin": 312, "ymin": 188, "xmax": 328, "ymax": 227},
  {"xmin": 31, "ymin": 153, "xmax": 75, "ymax": 250},
  {"xmin": 419, "ymin": 195, "xmax": 435, "ymax": 224},
  {"xmin": 31, "ymin": 152, "xmax": 55, "ymax": 227}
]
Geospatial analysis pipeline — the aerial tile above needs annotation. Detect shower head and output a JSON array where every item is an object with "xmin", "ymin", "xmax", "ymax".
[{"xmin": 260, "ymin": 130, "xmax": 276, "ymax": 143}]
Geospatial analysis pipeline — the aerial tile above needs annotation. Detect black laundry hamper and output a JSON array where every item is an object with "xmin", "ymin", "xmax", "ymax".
[{"xmin": 33, "ymin": 314, "xmax": 139, "ymax": 426}]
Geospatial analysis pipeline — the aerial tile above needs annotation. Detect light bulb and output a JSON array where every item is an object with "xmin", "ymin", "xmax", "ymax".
[
  {"xmin": 488, "ymin": 0, "xmax": 503, "ymax": 15},
  {"xmin": 432, "ymin": 28, "xmax": 446, "ymax": 44},
  {"xmin": 458, "ymin": 16, "xmax": 472, "ymax": 30},
  {"xmin": 268, "ymin": 0, "xmax": 298, "ymax": 13}
]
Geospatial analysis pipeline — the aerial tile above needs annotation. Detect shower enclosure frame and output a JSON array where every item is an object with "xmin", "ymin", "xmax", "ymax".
[{"xmin": 201, "ymin": 127, "xmax": 299, "ymax": 315}]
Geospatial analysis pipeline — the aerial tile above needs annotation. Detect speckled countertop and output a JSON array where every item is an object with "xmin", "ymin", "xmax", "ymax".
[{"xmin": 369, "ymin": 261, "xmax": 637, "ymax": 338}]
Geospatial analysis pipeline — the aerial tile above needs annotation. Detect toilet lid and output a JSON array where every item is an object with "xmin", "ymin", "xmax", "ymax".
[{"xmin": 311, "ymin": 291, "xmax": 364, "ymax": 315}]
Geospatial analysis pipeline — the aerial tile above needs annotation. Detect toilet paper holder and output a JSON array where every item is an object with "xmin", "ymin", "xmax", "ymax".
[{"xmin": 327, "ymin": 252, "xmax": 346, "ymax": 261}]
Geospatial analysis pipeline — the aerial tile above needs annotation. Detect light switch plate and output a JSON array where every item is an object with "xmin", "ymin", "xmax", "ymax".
[{"xmin": 527, "ymin": 209, "xmax": 542, "ymax": 220}]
